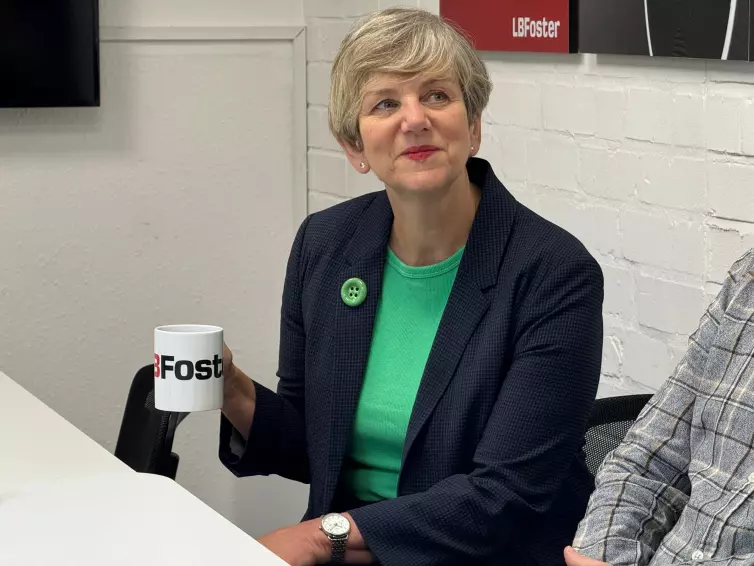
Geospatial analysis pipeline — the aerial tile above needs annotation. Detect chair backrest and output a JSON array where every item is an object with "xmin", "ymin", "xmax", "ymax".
[
  {"xmin": 114, "ymin": 364, "xmax": 185, "ymax": 479},
  {"xmin": 583, "ymin": 393, "xmax": 653, "ymax": 476}
]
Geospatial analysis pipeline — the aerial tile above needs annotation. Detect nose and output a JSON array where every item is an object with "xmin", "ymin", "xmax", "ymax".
[{"xmin": 400, "ymin": 97, "xmax": 430, "ymax": 134}]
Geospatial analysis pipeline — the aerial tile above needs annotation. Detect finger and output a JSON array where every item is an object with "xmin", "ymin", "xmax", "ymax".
[
  {"xmin": 564, "ymin": 546, "xmax": 610, "ymax": 566},
  {"xmin": 345, "ymin": 549, "xmax": 375, "ymax": 563}
]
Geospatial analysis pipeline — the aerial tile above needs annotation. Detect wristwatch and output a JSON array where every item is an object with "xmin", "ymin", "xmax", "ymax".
[{"xmin": 320, "ymin": 512, "xmax": 351, "ymax": 563}]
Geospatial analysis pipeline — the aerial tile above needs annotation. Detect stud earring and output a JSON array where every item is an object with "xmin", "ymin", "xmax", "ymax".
[
  {"xmin": 470, "ymin": 146, "xmax": 475, "ymax": 151},
  {"xmin": 360, "ymin": 162, "xmax": 366, "ymax": 169}
]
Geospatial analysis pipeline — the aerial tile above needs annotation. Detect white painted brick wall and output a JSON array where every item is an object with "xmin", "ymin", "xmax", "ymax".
[
  {"xmin": 544, "ymin": 85, "xmax": 597, "ymax": 135},
  {"xmin": 671, "ymin": 91, "xmax": 705, "ymax": 148},
  {"xmin": 705, "ymin": 91, "xmax": 744, "ymax": 153},
  {"xmin": 708, "ymin": 160, "xmax": 754, "ymax": 222},
  {"xmin": 637, "ymin": 276, "xmax": 707, "ymax": 335},
  {"xmin": 580, "ymin": 148, "xmax": 641, "ymax": 201},
  {"xmin": 639, "ymin": 154, "xmax": 706, "ymax": 211},
  {"xmin": 595, "ymin": 88, "xmax": 626, "ymax": 141},
  {"xmin": 621, "ymin": 211, "xmax": 704, "ymax": 275},
  {"xmin": 527, "ymin": 134, "xmax": 579, "ymax": 191},
  {"xmin": 487, "ymin": 82, "xmax": 543, "ymax": 129},
  {"xmin": 305, "ymin": 2, "xmax": 754, "ymax": 396},
  {"xmin": 627, "ymin": 88, "xmax": 674, "ymax": 144}
]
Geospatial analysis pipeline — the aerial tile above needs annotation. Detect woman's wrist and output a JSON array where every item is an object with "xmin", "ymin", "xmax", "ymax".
[{"xmin": 221, "ymin": 364, "xmax": 256, "ymax": 437}]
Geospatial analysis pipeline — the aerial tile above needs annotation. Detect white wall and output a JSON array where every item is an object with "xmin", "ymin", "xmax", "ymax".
[
  {"xmin": 0, "ymin": 3, "xmax": 308, "ymax": 539},
  {"xmin": 100, "ymin": 0, "xmax": 303, "ymax": 26},
  {"xmin": 306, "ymin": 1, "xmax": 754, "ymax": 397}
]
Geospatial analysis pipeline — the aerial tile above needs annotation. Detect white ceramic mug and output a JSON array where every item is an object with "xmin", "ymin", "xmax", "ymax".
[{"xmin": 154, "ymin": 324, "xmax": 224, "ymax": 412}]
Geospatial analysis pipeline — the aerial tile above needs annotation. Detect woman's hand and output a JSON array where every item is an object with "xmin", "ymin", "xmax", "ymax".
[
  {"xmin": 220, "ymin": 342, "xmax": 257, "ymax": 439},
  {"xmin": 258, "ymin": 519, "xmax": 328, "ymax": 566},
  {"xmin": 222, "ymin": 343, "xmax": 240, "ymax": 398},
  {"xmin": 564, "ymin": 546, "xmax": 612, "ymax": 566},
  {"xmin": 259, "ymin": 515, "xmax": 374, "ymax": 565}
]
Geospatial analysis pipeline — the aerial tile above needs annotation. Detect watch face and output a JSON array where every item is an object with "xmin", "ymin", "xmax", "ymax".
[{"xmin": 322, "ymin": 513, "xmax": 350, "ymax": 537}]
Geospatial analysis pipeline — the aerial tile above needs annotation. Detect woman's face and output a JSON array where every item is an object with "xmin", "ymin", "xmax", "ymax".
[{"xmin": 344, "ymin": 72, "xmax": 481, "ymax": 197}]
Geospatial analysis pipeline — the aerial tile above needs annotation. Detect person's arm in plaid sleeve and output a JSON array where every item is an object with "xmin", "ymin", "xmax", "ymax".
[
  {"xmin": 679, "ymin": 555, "xmax": 754, "ymax": 566},
  {"xmin": 571, "ymin": 250, "xmax": 754, "ymax": 566}
]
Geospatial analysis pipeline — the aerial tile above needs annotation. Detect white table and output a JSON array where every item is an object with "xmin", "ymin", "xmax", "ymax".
[
  {"xmin": 0, "ymin": 371, "xmax": 131, "ymax": 491},
  {"xmin": 0, "ymin": 371, "xmax": 288, "ymax": 566}
]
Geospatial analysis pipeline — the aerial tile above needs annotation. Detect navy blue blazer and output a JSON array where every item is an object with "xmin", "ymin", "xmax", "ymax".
[{"xmin": 220, "ymin": 158, "xmax": 604, "ymax": 565}]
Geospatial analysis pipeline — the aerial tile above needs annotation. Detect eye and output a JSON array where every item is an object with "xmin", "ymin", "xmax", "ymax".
[
  {"xmin": 374, "ymin": 99, "xmax": 399, "ymax": 111},
  {"xmin": 427, "ymin": 91, "xmax": 450, "ymax": 103}
]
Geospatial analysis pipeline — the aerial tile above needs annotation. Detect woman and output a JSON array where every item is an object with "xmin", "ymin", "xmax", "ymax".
[{"xmin": 220, "ymin": 8, "xmax": 604, "ymax": 566}]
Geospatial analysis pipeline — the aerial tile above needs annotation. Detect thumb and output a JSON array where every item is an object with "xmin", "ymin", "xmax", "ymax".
[{"xmin": 564, "ymin": 546, "xmax": 610, "ymax": 566}]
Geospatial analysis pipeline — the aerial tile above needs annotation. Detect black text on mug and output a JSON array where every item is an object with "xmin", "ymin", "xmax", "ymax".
[{"xmin": 154, "ymin": 354, "xmax": 223, "ymax": 380}]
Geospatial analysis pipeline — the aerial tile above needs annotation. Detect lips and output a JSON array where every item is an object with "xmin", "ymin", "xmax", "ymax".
[{"xmin": 402, "ymin": 146, "xmax": 439, "ymax": 161}]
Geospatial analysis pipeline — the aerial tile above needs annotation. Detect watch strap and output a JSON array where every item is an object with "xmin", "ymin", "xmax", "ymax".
[{"xmin": 330, "ymin": 535, "xmax": 347, "ymax": 563}]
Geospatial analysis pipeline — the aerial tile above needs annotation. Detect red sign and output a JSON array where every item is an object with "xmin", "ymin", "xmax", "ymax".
[{"xmin": 440, "ymin": 0, "xmax": 572, "ymax": 54}]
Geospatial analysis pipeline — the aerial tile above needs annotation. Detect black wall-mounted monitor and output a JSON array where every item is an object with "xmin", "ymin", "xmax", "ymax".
[{"xmin": 0, "ymin": 1, "xmax": 100, "ymax": 108}]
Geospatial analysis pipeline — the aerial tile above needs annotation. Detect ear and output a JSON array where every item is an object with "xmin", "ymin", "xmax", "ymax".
[
  {"xmin": 469, "ymin": 116, "xmax": 482, "ymax": 157},
  {"xmin": 337, "ymin": 137, "xmax": 370, "ymax": 174}
]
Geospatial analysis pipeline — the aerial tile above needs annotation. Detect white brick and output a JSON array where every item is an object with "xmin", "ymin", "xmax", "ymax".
[
  {"xmin": 622, "ymin": 211, "xmax": 704, "ymax": 275},
  {"xmin": 576, "ymin": 205, "xmax": 621, "ymax": 257},
  {"xmin": 308, "ymin": 191, "xmax": 346, "ymax": 213},
  {"xmin": 487, "ymin": 82, "xmax": 542, "ymax": 129},
  {"xmin": 306, "ymin": 19, "xmax": 355, "ymax": 62},
  {"xmin": 307, "ymin": 106, "xmax": 340, "ymax": 152},
  {"xmin": 595, "ymin": 89, "xmax": 625, "ymax": 141},
  {"xmin": 488, "ymin": 60, "xmax": 558, "ymax": 85},
  {"xmin": 346, "ymin": 165, "xmax": 384, "ymax": 197},
  {"xmin": 503, "ymin": 180, "xmax": 527, "ymax": 199},
  {"xmin": 378, "ymin": 0, "xmax": 418, "ymax": 7},
  {"xmin": 484, "ymin": 126, "xmax": 526, "ymax": 182},
  {"xmin": 417, "ymin": 0, "xmax": 439, "ymax": 12},
  {"xmin": 543, "ymin": 85, "xmax": 596, "ymax": 135},
  {"xmin": 671, "ymin": 92, "xmax": 705, "ymax": 148},
  {"xmin": 475, "ymin": 125, "xmax": 502, "ymax": 172},
  {"xmin": 637, "ymin": 276, "xmax": 706, "ymax": 335},
  {"xmin": 526, "ymin": 136, "xmax": 578, "ymax": 191},
  {"xmin": 707, "ymin": 60, "xmax": 754, "ymax": 85},
  {"xmin": 308, "ymin": 150, "xmax": 347, "ymax": 197},
  {"xmin": 623, "ymin": 331, "xmax": 680, "ymax": 391},
  {"xmin": 307, "ymin": 63, "xmax": 331, "ymax": 106},
  {"xmin": 705, "ymin": 95, "xmax": 742, "ymax": 153},
  {"xmin": 580, "ymin": 148, "xmax": 641, "ymax": 201},
  {"xmin": 603, "ymin": 265, "xmax": 635, "ymax": 318},
  {"xmin": 706, "ymin": 225, "xmax": 754, "ymax": 283},
  {"xmin": 639, "ymin": 155, "xmax": 705, "ymax": 211},
  {"xmin": 705, "ymin": 282, "xmax": 722, "ymax": 310},
  {"xmin": 511, "ymin": 188, "xmax": 539, "ymax": 211},
  {"xmin": 596, "ymin": 55, "xmax": 705, "ymax": 84},
  {"xmin": 707, "ymin": 227, "xmax": 742, "ymax": 283},
  {"xmin": 625, "ymin": 89, "xmax": 672, "ymax": 144},
  {"xmin": 305, "ymin": 0, "xmax": 378, "ymax": 18},
  {"xmin": 602, "ymin": 334, "xmax": 623, "ymax": 377},
  {"xmin": 708, "ymin": 161, "xmax": 754, "ymax": 222},
  {"xmin": 528, "ymin": 191, "xmax": 621, "ymax": 257},
  {"xmin": 597, "ymin": 377, "xmax": 648, "ymax": 398},
  {"xmin": 741, "ymin": 100, "xmax": 754, "ymax": 156},
  {"xmin": 524, "ymin": 191, "xmax": 579, "ymax": 238}
]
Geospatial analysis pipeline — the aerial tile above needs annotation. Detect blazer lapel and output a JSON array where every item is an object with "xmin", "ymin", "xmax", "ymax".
[
  {"xmin": 401, "ymin": 274, "xmax": 490, "ymax": 467},
  {"xmin": 401, "ymin": 158, "xmax": 517, "ymax": 476},
  {"xmin": 322, "ymin": 192, "xmax": 393, "ymax": 506}
]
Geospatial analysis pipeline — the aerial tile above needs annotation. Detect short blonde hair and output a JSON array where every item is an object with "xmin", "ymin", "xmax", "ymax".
[{"xmin": 328, "ymin": 8, "xmax": 493, "ymax": 149}]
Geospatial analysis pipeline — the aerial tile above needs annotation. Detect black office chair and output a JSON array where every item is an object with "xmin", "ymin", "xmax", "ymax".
[
  {"xmin": 114, "ymin": 364, "xmax": 188, "ymax": 480},
  {"xmin": 583, "ymin": 393, "xmax": 653, "ymax": 476}
]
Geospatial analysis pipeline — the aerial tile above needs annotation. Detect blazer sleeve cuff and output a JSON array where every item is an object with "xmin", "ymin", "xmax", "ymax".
[{"xmin": 218, "ymin": 381, "xmax": 281, "ymax": 477}]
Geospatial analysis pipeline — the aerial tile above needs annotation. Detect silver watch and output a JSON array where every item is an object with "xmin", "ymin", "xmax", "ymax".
[{"xmin": 320, "ymin": 512, "xmax": 351, "ymax": 563}]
